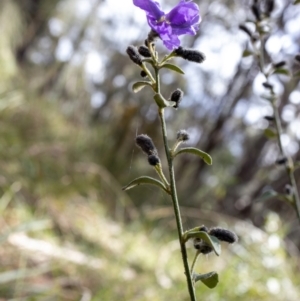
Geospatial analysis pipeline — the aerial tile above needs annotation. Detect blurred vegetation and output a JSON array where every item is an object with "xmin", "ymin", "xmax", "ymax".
[{"xmin": 0, "ymin": 0, "xmax": 300, "ymax": 300}]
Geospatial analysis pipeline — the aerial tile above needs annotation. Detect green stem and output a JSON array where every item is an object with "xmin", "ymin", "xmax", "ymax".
[
  {"xmin": 190, "ymin": 251, "xmax": 201, "ymax": 276},
  {"xmin": 158, "ymin": 107, "xmax": 197, "ymax": 301},
  {"xmin": 256, "ymin": 33, "xmax": 300, "ymax": 221}
]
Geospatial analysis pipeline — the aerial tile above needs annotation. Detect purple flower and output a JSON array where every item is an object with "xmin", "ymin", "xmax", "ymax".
[{"xmin": 133, "ymin": 0, "xmax": 201, "ymax": 50}]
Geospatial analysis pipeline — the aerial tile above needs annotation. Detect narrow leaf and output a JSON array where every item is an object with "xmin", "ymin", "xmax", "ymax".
[
  {"xmin": 174, "ymin": 147, "xmax": 212, "ymax": 165},
  {"xmin": 132, "ymin": 81, "xmax": 152, "ymax": 93},
  {"xmin": 255, "ymin": 190, "xmax": 278, "ymax": 202},
  {"xmin": 153, "ymin": 93, "xmax": 174, "ymax": 108},
  {"xmin": 194, "ymin": 272, "xmax": 219, "ymax": 288},
  {"xmin": 160, "ymin": 63, "xmax": 185, "ymax": 74},
  {"xmin": 122, "ymin": 176, "xmax": 168, "ymax": 193},
  {"xmin": 185, "ymin": 231, "xmax": 221, "ymax": 256},
  {"xmin": 264, "ymin": 128, "xmax": 277, "ymax": 139},
  {"xmin": 273, "ymin": 68, "xmax": 290, "ymax": 76},
  {"xmin": 242, "ymin": 50, "xmax": 253, "ymax": 57}
]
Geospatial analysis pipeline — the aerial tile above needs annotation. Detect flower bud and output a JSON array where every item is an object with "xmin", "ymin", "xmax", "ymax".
[
  {"xmin": 276, "ymin": 157, "xmax": 287, "ymax": 165},
  {"xmin": 126, "ymin": 45, "xmax": 143, "ymax": 65},
  {"xmin": 251, "ymin": 3, "xmax": 261, "ymax": 21},
  {"xmin": 140, "ymin": 70, "xmax": 147, "ymax": 78},
  {"xmin": 285, "ymin": 184, "xmax": 293, "ymax": 195},
  {"xmin": 273, "ymin": 61, "xmax": 286, "ymax": 68},
  {"xmin": 170, "ymin": 89, "xmax": 184, "ymax": 108},
  {"xmin": 175, "ymin": 47, "xmax": 205, "ymax": 64},
  {"xmin": 177, "ymin": 130, "xmax": 189, "ymax": 142},
  {"xmin": 138, "ymin": 45, "xmax": 151, "ymax": 58},
  {"xmin": 262, "ymin": 82, "xmax": 273, "ymax": 90},
  {"xmin": 193, "ymin": 238, "xmax": 213, "ymax": 254},
  {"xmin": 294, "ymin": 54, "xmax": 300, "ymax": 63},
  {"xmin": 265, "ymin": 0, "xmax": 274, "ymax": 16},
  {"xmin": 136, "ymin": 134, "xmax": 157, "ymax": 156},
  {"xmin": 264, "ymin": 115, "xmax": 274, "ymax": 121},
  {"xmin": 209, "ymin": 227, "xmax": 238, "ymax": 244},
  {"xmin": 148, "ymin": 154, "xmax": 160, "ymax": 166},
  {"xmin": 239, "ymin": 24, "xmax": 253, "ymax": 38}
]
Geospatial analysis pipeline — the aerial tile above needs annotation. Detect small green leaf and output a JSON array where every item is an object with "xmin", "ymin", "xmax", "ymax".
[
  {"xmin": 160, "ymin": 63, "xmax": 185, "ymax": 74},
  {"xmin": 255, "ymin": 190, "xmax": 278, "ymax": 202},
  {"xmin": 184, "ymin": 231, "xmax": 221, "ymax": 256},
  {"xmin": 242, "ymin": 50, "xmax": 253, "ymax": 57},
  {"xmin": 193, "ymin": 272, "xmax": 219, "ymax": 288},
  {"xmin": 260, "ymin": 94, "xmax": 276, "ymax": 102},
  {"xmin": 294, "ymin": 0, "xmax": 300, "ymax": 5},
  {"xmin": 272, "ymin": 68, "xmax": 290, "ymax": 76},
  {"xmin": 132, "ymin": 81, "xmax": 152, "ymax": 93},
  {"xmin": 293, "ymin": 70, "xmax": 300, "ymax": 78},
  {"xmin": 174, "ymin": 147, "xmax": 212, "ymax": 165},
  {"xmin": 122, "ymin": 176, "xmax": 168, "ymax": 193},
  {"xmin": 264, "ymin": 128, "xmax": 277, "ymax": 139}
]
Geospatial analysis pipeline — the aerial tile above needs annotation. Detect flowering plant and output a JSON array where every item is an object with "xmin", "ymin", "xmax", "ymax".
[
  {"xmin": 124, "ymin": 1, "xmax": 238, "ymax": 300},
  {"xmin": 133, "ymin": 0, "xmax": 201, "ymax": 50}
]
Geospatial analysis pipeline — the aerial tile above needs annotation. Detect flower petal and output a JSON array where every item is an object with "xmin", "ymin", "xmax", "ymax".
[
  {"xmin": 133, "ymin": 0, "xmax": 164, "ymax": 20},
  {"xmin": 166, "ymin": 0, "xmax": 200, "ymax": 34}
]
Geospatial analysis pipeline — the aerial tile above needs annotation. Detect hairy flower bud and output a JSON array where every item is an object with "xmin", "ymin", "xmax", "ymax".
[
  {"xmin": 264, "ymin": 115, "xmax": 274, "ymax": 121},
  {"xmin": 136, "ymin": 134, "xmax": 157, "ymax": 156},
  {"xmin": 273, "ymin": 61, "xmax": 286, "ymax": 68},
  {"xmin": 138, "ymin": 45, "xmax": 151, "ymax": 58},
  {"xmin": 265, "ymin": 0, "xmax": 274, "ymax": 16},
  {"xmin": 175, "ymin": 47, "xmax": 205, "ymax": 64},
  {"xmin": 209, "ymin": 227, "xmax": 238, "ymax": 244},
  {"xmin": 140, "ymin": 70, "xmax": 147, "ymax": 78},
  {"xmin": 262, "ymin": 82, "xmax": 273, "ymax": 90},
  {"xmin": 239, "ymin": 24, "xmax": 253, "ymax": 38},
  {"xmin": 276, "ymin": 157, "xmax": 287, "ymax": 165},
  {"xmin": 148, "ymin": 154, "xmax": 160, "ymax": 166},
  {"xmin": 251, "ymin": 3, "xmax": 261, "ymax": 21},
  {"xmin": 170, "ymin": 89, "xmax": 184, "ymax": 108},
  {"xmin": 294, "ymin": 54, "xmax": 300, "ymax": 63},
  {"xmin": 193, "ymin": 238, "xmax": 213, "ymax": 254},
  {"xmin": 126, "ymin": 45, "xmax": 143, "ymax": 65},
  {"xmin": 177, "ymin": 130, "xmax": 189, "ymax": 142}
]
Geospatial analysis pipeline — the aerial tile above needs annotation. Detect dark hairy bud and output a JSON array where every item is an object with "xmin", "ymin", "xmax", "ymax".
[
  {"xmin": 126, "ymin": 46, "xmax": 143, "ymax": 65},
  {"xmin": 175, "ymin": 47, "xmax": 205, "ymax": 64},
  {"xmin": 264, "ymin": 115, "xmax": 274, "ymax": 121},
  {"xmin": 136, "ymin": 134, "xmax": 157, "ymax": 156},
  {"xmin": 193, "ymin": 238, "xmax": 213, "ymax": 254},
  {"xmin": 265, "ymin": 0, "xmax": 274, "ymax": 16},
  {"xmin": 140, "ymin": 70, "xmax": 147, "ymax": 78},
  {"xmin": 251, "ymin": 3, "xmax": 261, "ymax": 21},
  {"xmin": 209, "ymin": 227, "xmax": 238, "ymax": 244},
  {"xmin": 170, "ymin": 89, "xmax": 184, "ymax": 108},
  {"xmin": 273, "ymin": 61, "xmax": 286, "ymax": 68},
  {"xmin": 276, "ymin": 157, "xmax": 287, "ymax": 165},
  {"xmin": 177, "ymin": 130, "xmax": 190, "ymax": 142},
  {"xmin": 262, "ymin": 82, "xmax": 273, "ymax": 90},
  {"xmin": 148, "ymin": 154, "xmax": 160, "ymax": 166},
  {"xmin": 239, "ymin": 24, "xmax": 253, "ymax": 38},
  {"xmin": 295, "ymin": 54, "xmax": 300, "ymax": 63},
  {"xmin": 147, "ymin": 30, "xmax": 159, "ymax": 44},
  {"xmin": 138, "ymin": 45, "xmax": 151, "ymax": 58}
]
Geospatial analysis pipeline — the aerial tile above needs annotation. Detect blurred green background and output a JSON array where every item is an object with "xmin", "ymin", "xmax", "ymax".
[{"xmin": 0, "ymin": 0, "xmax": 300, "ymax": 300}]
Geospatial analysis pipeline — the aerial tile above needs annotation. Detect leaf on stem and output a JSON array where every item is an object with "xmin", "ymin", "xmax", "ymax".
[
  {"xmin": 132, "ymin": 81, "xmax": 152, "ymax": 93},
  {"xmin": 242, "ymin": 49, "xmax": 253, "ymax": 57},
  {"xmin": 160, "ymin": 63, "xmax": 185, "ymax": 74},
  {"xmin": 153, "ymin": 93, "xmax": 174, "ymax": 108},
  {"xmin": 184, "ymin": 231, "xmax": 221, "ymax": 256},
  {"xmin": 255, "ymin": 190, "xmax": 278, "ymax": 202},
  {"xmin": 122, "ymin": 176, "xmax": 169, "ymax": 193},
  {"xmin": 272, "ymin": 68, "xmax": 290, "ymax": 76},
  {"xmin": 193, "ymin": 271, "xmax": 219, "ymax": 288},
  {"xmin": 264, "ymin": 128, "xmax": 277, "ymax": 139},
  {"xmin": 174, "ymin": 147, "xmax": 212, "ymax": 165}
]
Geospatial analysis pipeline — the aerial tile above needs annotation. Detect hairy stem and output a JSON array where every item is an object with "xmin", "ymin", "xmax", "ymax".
[
  {"xmin": 158, "ymin": 107, "xmax": 196, "ymax": 301},
  {"xmin": 257, "ymin": 36, "xmax": 300, "ymax": 221}
]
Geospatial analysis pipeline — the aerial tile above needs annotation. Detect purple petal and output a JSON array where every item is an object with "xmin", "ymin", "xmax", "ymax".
[
  {"xmin": 166, "ymin": 1, "xmax": 200, "ymax": 31},
  {"xmin": 133, "ymin": 0, "xmax": 164, "ymax": 20}
]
